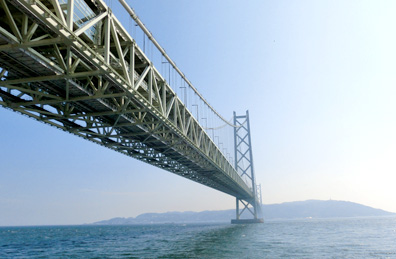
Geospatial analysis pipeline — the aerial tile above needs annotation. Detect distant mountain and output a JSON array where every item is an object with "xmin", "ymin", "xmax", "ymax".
[
  {"xmin": 93, "ymin": 210, "xmax": 235, "ymax": 225},
  {"xmin": 92, "ymin": 200, "xmax": 394, "ymax": 225},
  {"xmin": 262, "ymin": 200, "xmax": 394, "ymax": 219}
]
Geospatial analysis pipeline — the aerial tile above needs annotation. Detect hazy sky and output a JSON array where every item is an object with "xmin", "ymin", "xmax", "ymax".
[{"xmin": 1, "ymin": 0, "xmax": 396, "ymax": 226}]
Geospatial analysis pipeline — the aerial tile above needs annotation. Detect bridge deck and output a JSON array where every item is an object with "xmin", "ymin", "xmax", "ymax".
[{"xmin": 0, "ymin": 0, "xmax": 254, "ymax": 201}]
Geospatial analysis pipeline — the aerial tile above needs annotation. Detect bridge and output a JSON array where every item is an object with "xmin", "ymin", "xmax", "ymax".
[{"xmin": 0, "ymin": 0, "xmax": 263, "ymax": 223}]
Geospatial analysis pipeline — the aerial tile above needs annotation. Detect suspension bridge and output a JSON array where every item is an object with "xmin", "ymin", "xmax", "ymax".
[{"xmin": 0, "ymin": 0, "xmax": 263, "ymax": 223}]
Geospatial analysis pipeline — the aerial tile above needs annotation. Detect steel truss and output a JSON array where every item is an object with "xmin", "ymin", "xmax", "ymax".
[
  {"xmin": 0, "ymin": 0, "xmax": 254, "ymax": 200},
  {"xmin": 232, "ymin": 111, "xmax": 263, "ymax": 223}
]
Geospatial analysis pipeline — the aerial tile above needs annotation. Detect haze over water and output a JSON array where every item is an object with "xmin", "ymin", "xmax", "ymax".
[{"xmin": 1, "ymin": 217, "xmax": 395, "ymax": 258}]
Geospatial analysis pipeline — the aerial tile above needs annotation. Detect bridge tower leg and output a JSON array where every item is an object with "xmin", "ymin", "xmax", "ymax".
[{"xmin": 231, "ymin": 110, "xmax": 264, "ymax": 224}]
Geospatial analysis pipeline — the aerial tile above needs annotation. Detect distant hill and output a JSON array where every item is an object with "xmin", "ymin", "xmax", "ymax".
[
  {"xmin": 92, "ymin": 200, "xmax": 394, "ymax": 225},
  {"xmin": 262, "ymin": 200, "xmax": 394, "ymax": 219}
]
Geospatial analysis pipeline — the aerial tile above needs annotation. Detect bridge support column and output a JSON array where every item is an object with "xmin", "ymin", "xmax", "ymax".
[
  {"xmin": 236, "ymin": 198, "xmax": 240, "ymax": 220},
  {"xmin": 231, "ymin": 110, "xmax": 264, "ymax": 224}
]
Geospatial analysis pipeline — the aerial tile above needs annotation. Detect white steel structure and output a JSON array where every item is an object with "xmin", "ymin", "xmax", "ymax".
[{"xmin": 0, "ymin": 0, "xmax": 263, "ymax": 222}]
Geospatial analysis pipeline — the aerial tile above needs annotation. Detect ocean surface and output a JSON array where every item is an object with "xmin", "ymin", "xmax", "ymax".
[{"xmin": 1, "ymin": 216, "xmax": 396, "ymax": 258}]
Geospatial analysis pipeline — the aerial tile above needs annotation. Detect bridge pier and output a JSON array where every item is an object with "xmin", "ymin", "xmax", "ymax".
[
  {"xmin": 231, "ymin": 111, "xmax": 264, "ymax": 224},
  {"xmin": 231, "ymin": 218, "xmax": 264, "ymax": 224}
]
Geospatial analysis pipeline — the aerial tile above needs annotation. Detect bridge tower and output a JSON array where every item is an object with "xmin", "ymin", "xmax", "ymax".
[{"xmin": 231, "ymin": 110, "xmax": 264, "ymax": 224}]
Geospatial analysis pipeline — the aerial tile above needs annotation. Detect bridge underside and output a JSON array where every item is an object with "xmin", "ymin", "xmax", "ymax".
[{"xmin": 0, "ymin": 0, "xmax": 254, "ymax": 202}]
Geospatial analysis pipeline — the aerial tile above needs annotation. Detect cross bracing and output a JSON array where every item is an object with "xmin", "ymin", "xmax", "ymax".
[
  {"xmin": 0, "ymin": 0, "xmax": 256, "ymax": 202},
  {"xmin": 233, "ymin": 111, "xmax": 262, "ymax": 221}
]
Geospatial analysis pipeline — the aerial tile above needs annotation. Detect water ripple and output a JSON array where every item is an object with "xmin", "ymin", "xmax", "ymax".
[{"xmin": 1, "ymin": 217, "xmax": 396, "ymax": 258}]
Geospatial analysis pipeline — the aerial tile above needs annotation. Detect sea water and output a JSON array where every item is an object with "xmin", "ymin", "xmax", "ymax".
[{"xmin": 1, "ymin": 216, "xmax": 396, "ymax": 258}]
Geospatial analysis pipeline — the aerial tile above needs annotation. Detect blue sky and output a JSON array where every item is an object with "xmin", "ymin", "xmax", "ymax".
[{"xmin": 1, "ymin": 0, "xmax": 396, "ymax": 226}]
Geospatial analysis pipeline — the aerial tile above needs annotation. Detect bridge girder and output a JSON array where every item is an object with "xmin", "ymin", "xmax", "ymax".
[{"xmin": 0, "ymin": 0, "xmax": 255, "ymax": 200}]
